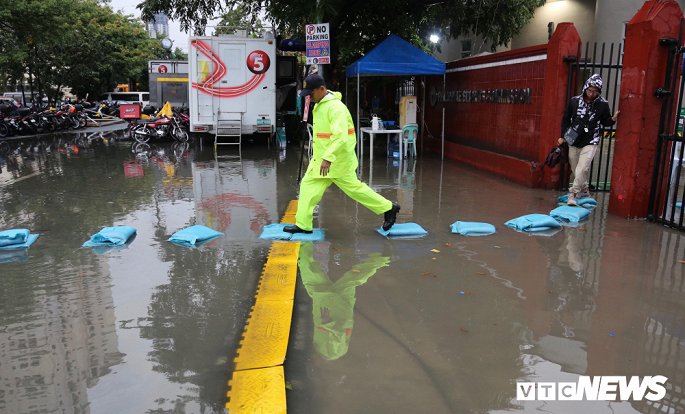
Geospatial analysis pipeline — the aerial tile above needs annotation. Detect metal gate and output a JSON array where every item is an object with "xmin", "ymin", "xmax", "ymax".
[
  {"xmin": 564, "ymin": 42, "xmax": 623, "ymax": 192},
  {"xmin": 648, "ymin": 22, "xmax": 685, "ymax": 229}
]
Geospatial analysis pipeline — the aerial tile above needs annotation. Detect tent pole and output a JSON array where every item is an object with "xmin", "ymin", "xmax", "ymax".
[
  {"xmin": 421, "ymin": 76, "xmax": 426, "ymax": 156},
  {"xmin": 441, "ymin": 73, "xmax": 445, "ymax": 160},
  {"xmin": 441, "ymin": 107, "xmax": 445, "ymax": 161},
  {"xmin": 357, "ymin": 72, "xmax": 360, "ymax": 162}
]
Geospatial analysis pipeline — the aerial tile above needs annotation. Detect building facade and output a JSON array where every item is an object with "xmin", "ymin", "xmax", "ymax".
[
  {"xmin": 436, "ymin": 0, "xmax": 685, "ymax": 62},
  {"xmin": 147, "ymin": 12, "xmax": 170, "ymax": 38}
]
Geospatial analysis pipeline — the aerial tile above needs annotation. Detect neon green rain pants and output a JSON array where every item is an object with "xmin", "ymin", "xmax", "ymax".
[{"xmin": 295, "ymin": 172, "xmax": 392, "ymax": 231}]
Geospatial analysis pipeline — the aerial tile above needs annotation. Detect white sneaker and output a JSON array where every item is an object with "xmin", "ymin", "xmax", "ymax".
[
  {"xmin": 577, "ymin": 191, "xmax": 591, "ymax": 199},
  {"xmin": 567, "ymin": 193, "xmax": 578, "ymax": 206}
]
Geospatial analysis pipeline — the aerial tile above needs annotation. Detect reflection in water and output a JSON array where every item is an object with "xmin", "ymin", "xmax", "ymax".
[
  {"xmin": 0, "ymin": 134, "xmax": 280, "ymax": 413},
  {"xmin": 515, "ymin": 207, "xmax": 685, "ymax": 413},
  {"xmin": 298, "ymin": 242, "xmax": 389, "ymax": 360},
  {"xmin": 0, "ymin": 254, "xmax": 122, "ymax": 414}
]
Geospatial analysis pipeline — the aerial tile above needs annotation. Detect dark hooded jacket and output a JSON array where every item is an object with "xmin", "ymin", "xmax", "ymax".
[{"xmin": 560, "ymin": 74, "xmax": 615, "ymax": 147}]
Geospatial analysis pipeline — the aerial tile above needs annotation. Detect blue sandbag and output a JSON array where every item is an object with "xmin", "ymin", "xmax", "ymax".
[
  {"xmin": 549, "ymin": 205, "xmax": 591, "ymax": 224},
  {"xmin": 450, "ymin": 221, "xmax": 496, "ymax": 236},
  {"xmin": 557, "ymin": 195, "xmax": 597, "ymax": 208},
  {"xmin": 169, "ymin": 225, "xmax": 223, "ymax": 247},
  {"xmin": 504, "ymin": 214, "xmax": 561, "ymax": 232},
  {"xmin": 83, "ymin": 226, "xmax": 137, "ymax": 247},
  {"xmin": 376, "ymin": 223, "xmax": 428, "ymax": 238},
  {"xmin": 260, "ymin": 223, "xmax": 325, "ymax": 241},
  {"xmin": 0, "ymin": 229, "xmax": 30, "ymax": 247},
  {"xmin": 0, "ymin": 229, "xmax": 39, "ymax": 250}
]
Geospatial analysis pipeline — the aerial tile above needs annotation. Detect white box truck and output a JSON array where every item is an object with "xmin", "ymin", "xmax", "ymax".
[{"xmin": 188, "ymin": 35, "xmax": 276, "ymax": 143}]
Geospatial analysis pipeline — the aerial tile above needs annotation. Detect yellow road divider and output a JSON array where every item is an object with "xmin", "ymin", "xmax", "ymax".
[
  {"xmin": 226, "ymin": 200, "xmax": 300, "ymax": 413},
  {"xmin": 233, "ymin": 299, "xmax": 295, "ymax": 371},
  {"xmin": 228, "ymin": 366, "xmax": 286, "ymax": 414}
]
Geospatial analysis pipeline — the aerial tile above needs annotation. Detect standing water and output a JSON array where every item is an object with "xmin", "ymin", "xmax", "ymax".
[
  {"xmin": 2, "ymin": 130, "xmax": 685, "ymax": 414},
  {"xmin": 0, "ymin": 131, "xmax": 291, "ymax": 413}
]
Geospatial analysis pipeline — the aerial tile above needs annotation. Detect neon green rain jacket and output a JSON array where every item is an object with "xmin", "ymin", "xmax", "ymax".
[{"xmin": 309, "ymin": 91, "xmax": 357, "ymax": 178}]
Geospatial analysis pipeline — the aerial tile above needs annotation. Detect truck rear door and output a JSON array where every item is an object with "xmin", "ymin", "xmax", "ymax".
[{"xmin": 218, "ymin": 43, "xmax": 247, "ymax": 117}]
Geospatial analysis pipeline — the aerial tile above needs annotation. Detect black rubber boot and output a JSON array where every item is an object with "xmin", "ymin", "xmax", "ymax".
[
  {"xmin": 382, "ymin": 202, "xmax": 401, "ymax": 231},
  {"xmin": 283, "ymin": 225, "xmax": 313, "ymax": 234}
]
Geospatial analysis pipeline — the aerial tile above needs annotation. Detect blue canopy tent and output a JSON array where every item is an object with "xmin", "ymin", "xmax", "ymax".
[{"xmin": 345, "ymin": 34, "xmax": 446, "ymax": 159}]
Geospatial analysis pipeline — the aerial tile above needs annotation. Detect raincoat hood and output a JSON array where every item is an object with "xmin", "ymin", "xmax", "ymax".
[
  {"xmin": 318, "ymin": 91, "xmax": 343, "ymax": 104},
  {"xmin": 583, "ymin": 74, "xmax": 603, "ymax": 93}
]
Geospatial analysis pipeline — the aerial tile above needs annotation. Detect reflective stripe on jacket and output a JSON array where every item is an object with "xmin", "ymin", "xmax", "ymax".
[{"xmin": 310, "ymin": 91, "xmax": 357, "ymax": 178}]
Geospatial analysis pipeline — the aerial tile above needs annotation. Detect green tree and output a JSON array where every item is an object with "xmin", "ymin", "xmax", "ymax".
[
  {"xmin": 149, "ymin": 34, "xmax": 188, "ymax": 60},
  {"xmin": 0, "ymin": 0, "xmax": 159, "ymax": 101},
  {"xmin": 139, "ymin": 0, "xmax": 545, "ymax": 79},
  {"xmin": 214, "ymin": 4, "xmax": 263, "ymax": 37}
]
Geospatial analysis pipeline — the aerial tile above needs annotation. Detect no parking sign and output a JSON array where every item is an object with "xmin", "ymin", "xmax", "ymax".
[{"xmin": 305, "ymin": 23, "xmax": 330, "ymax": 65}]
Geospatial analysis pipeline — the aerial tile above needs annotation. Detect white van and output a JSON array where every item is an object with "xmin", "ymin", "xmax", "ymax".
[
  {"xmin": 100, "ymin": 92, "xmax": 150, "ymax": 107},
  {"xmin": 2, "ymin": 92, "xmax": 38, "ymax": 107}
]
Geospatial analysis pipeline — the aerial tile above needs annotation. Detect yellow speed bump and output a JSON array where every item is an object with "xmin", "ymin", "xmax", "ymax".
[
  {"xmin": 233, "ymin": 299, "xmax": 294, "ymax": 371},
  {"xmin": 281, "ymin": 200, "xmax": 299, "ymax": 223},
  {"xmin": 227, "ymin": 366, "xmax": 286, "ymax": 414},
  {"xmin": 254, "ymin": 259, "xmax": 299, "ymax": 303},
  {"xmin": 227, "ymin": 200, "xmax": 301, "ymax": 413}
]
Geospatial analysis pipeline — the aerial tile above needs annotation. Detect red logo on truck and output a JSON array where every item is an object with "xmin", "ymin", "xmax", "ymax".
[
  {"xmin": 190, "ymin": 40, "xmax": 268, "ymax": 97},
  {"xmin": 246, "ymin": 50, "xmax": 270, "ymax": 74}
]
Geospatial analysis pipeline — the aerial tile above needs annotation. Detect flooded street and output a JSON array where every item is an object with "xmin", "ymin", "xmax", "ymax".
[
  {"xmin": 0, "ymin": 131, "xmax": 289, "ymax": 413},
  {"xmin": 0, "ymin": 130, "xmax": 684, "ymax": 413}
]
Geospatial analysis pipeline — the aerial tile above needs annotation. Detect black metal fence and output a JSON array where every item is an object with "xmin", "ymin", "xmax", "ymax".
[
  {"xmin": 648, "ymin": 21, "xmax": 685, "ymax": 230},
  {"xmin": 564, "ymin": 42, "xmax": 623, "ymax": 192}
]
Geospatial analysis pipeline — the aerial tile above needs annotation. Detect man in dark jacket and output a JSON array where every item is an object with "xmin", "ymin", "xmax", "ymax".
[{"xmin": 558, "ymin": 74, "xmax": 619, "ymax": 206}]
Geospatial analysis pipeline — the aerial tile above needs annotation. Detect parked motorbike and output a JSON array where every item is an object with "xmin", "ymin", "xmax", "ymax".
[{"xmin": 132, "ymin": 114, "xmax": 189, "ymax": 143}]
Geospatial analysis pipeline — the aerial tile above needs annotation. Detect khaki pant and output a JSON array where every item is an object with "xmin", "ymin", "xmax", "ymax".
[{"xmin": 568, "ymin": 144, "xmax": 597, "ymax": 194}]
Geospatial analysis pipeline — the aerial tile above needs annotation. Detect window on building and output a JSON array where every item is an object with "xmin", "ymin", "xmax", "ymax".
[{"xmin": 461, "ymin": 39, "xmax": 472, "ymax": 58}]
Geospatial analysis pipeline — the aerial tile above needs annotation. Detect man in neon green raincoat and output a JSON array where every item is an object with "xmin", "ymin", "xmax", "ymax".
[{"xmin": 284, "ymin": 74, "xmax": 400, "ymax": 234}]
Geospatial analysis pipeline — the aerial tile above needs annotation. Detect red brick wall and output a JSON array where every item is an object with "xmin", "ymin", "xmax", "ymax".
[
  {"xmin": 423, "ymin": 24, "xmax": 581, "ymax": 188},
  {"xmin": 442, "ymin": 46, "xmax": 546, "ymax": 160}
]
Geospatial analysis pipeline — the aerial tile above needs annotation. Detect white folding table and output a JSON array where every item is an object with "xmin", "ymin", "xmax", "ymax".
[{"xmin": 359, "ymin": 127, "xmax": 403, "ymax": 162}]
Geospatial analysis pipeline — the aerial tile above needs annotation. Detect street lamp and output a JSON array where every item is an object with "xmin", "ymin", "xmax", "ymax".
[{"xmin": 429, "ymin": 34, "xmax": 440, "ymax": 44}]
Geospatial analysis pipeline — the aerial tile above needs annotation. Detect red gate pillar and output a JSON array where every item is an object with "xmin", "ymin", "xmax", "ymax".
[
  {"xmin": 539, "ymin": 23, "xmax": 581, "ymax": 189},
  {"xmin": 609, "ymin": 0, "xmax": 684, "ymax": 218}
]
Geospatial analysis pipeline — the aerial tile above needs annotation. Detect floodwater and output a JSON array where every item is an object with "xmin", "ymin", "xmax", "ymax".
[
  {"xmin": 0, "ymin": 130, "xmax": 684, "ymax": 414},
  {"xmin": 0, "ymin": 131, "xmax": 290, "ymax": 414}
]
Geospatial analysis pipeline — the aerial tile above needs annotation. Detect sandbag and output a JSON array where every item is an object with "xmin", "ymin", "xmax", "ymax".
[
  {"xmin": 557, "ymin": 195, "xmax": 597, "ymax": 208},
  {"xmin": 260, "ymin": 223, "xmax": 325, "ymax": 241},
  {"xmin": 549, "ymin": 206, "xmax": 591, "ymax": 224},
  {"xmin": 504, "ymin": 214, "xmax": 561, "ymax": 232},
  {"xmin": 450, "ymin": 221, "xmax": 496, "ymax": 236},
  {"xmin": 83, "ymin": 226, "xmax": 136, "ymax": 247},
  {"xmin": 168, "ymin": 225, "xmax": 223, "ymax": 247},
  {"xmin": 376, "ymin": 223, "xmax": 428, "ymax": 239},
  {"xmin": 0, "ymin": 229, "xmax": 39, "ymax": 250}
]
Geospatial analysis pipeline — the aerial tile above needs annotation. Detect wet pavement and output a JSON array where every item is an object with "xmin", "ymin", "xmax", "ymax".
[{"xmin": 0, "ymin": 130, "xmax": 684, "ymax": 413}]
